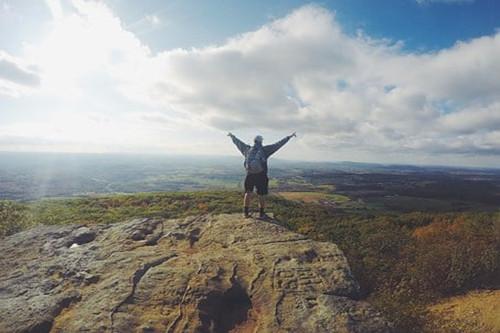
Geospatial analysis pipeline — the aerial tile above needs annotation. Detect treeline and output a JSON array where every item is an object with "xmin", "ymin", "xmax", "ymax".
[{"xmin": 1, "ymin": 192, "xmax": 499, "ymax": 332}]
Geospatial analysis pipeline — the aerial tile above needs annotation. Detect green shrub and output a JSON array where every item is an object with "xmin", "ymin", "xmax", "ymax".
[{"xmin": 0, "ymin": 200, "xmax": 33, "ymax": 237}]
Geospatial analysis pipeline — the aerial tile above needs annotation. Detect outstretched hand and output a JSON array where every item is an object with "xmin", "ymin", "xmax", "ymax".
[
  {"xmin": 227, "ymin": 132, "xmax": 233, "ymax": 137},
  {"xmin": 290, "ymin": 132, "xmax": 297, "ymax": 138}
]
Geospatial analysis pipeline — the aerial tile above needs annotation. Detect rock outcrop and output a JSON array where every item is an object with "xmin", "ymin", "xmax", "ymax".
[{"xmin": 0, "ymin": 214, "xmax": 391, "ymax": 333}]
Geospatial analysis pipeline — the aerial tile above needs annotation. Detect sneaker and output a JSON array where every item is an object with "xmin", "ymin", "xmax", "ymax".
[{"xmin": 258, "ymin": 212, "xmax": 270, "ymax": 220}]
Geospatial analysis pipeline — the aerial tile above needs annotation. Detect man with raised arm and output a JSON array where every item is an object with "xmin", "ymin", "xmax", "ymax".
[{"xmin": 228, "ymin": 132, "xmax": 296, "ymax": 219}]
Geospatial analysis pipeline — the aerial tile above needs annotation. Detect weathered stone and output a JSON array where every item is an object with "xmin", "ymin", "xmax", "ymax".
[
  {"xmin": 131, "ymin": 230, "xmax": 146, "ymax": 241},
  {"xmin": 0, "ymin": 214, "xmax": 392, "ymax": 333},
  {"xmin": 69, "ymin": 226, "xmax": 96, "ymax": 245}
]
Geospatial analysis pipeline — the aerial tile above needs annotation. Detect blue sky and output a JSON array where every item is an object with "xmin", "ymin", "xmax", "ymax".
[
  {"xmin": 1, "ymin": 0, "xmax": 500, "ymax": 167},
  {"xmin": 2, "ymin": 0, "xmax": 498, "ymax": 53},
  {"xmin": 110, "ymin": 0, "xmax": 500, "ymax": 52}
]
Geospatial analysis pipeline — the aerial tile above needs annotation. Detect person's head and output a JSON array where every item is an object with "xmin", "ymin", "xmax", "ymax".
[{"xmin": 254, "ymin": 135, "xmax": 263, "ymax": 145}]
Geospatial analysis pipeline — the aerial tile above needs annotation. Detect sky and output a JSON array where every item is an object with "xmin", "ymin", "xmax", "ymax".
[{"xmin": 0, "ymin": 0, "xmax": 499, "ymax": 167}]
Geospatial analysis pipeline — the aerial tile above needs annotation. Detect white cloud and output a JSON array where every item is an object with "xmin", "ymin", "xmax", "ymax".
[
  {"xmin": 2, "ymin": 2, "xmax": 11, "ymax": 13},
  {"xmin": 145, "ymin": 14, "xmax": 161, "ymax": 26},
  {"xmin": 0, "ymin": 51, "xmax": 40, "ymax": 97},
  {"xmin": 23, "ymin": 0, "xmax": 150, "ymax": 99},
  {"xmin": 127, "ymin": 5, "xmax": 499, "ymax": 158},
  {"xmin": 44, "ymin": 0, "xmax": 63, "ymax": 19},
  {"xmin": 3, "ymin": 2, "xmax": 500, "ymax": 166}
]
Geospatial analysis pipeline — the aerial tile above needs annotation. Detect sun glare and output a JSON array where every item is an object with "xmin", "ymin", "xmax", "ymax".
[{"xmin": 27, "ymin": 0, "xmax": 144, "ymax": 99}]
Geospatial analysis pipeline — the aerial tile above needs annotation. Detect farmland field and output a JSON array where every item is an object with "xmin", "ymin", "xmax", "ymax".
[{"xmin": 277, "ymin": 191, "xmax": 350, "ymax": 204}]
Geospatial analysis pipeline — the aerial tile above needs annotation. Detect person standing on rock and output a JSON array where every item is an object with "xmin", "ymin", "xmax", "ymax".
[{"xmin": 228, "ymin": 132, "xmax": 296, "ymax": 219}]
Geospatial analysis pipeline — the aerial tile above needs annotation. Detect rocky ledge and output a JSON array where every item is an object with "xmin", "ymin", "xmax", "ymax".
[{"xmin": 0, "ymin": 214, "xmax": 391, "ymax": 333}]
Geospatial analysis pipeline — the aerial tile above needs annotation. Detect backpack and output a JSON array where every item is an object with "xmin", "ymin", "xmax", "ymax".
[{"xmin": 245, "ymin": 146, "xmax": 266, "ymax": 174}]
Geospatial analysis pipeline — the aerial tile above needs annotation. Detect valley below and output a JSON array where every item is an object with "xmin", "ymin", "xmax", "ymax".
[{"xmin": 1, "ymin": 152, "xmax": 499, "ymax": 332}]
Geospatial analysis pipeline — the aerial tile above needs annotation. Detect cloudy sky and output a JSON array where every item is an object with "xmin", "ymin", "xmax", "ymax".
[{"xmin": 1, "ymin": 0, "xmax": 499, "ymax": 167}]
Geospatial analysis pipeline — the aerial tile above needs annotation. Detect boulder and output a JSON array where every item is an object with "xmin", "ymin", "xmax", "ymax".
[{"xmin": 0, "ymin": 214, "xmax": 391, "ymax": 333}]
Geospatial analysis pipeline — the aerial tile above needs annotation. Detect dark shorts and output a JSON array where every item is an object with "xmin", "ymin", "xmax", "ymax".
[{"xmin": 244, "ymin": 172, "xmax": 269, "ymax": 195}]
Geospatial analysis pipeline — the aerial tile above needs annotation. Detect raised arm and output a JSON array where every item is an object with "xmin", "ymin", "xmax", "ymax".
[
  {"xmin": 263, "ymin": 132, "xmax": 296, "ymax": 157},
  {"xmin": 228, "ymin": 133, "xmax": 250, "ymax": 156}
]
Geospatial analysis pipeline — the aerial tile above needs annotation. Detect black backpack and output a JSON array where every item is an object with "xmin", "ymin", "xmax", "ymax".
[{"xmin": 244, "ymin": 146, "xmax": 266, "ymax": 174}]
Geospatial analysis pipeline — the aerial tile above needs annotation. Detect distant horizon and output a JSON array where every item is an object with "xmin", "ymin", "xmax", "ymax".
[{"xmin": 1, "ymin": 150, "xmax": 499, "ymax": 171}]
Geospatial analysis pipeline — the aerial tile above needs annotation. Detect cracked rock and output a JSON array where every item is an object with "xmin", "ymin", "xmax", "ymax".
[{"xmin": 0, "ymin": 214, "xmax": 392, "ymax": 333}]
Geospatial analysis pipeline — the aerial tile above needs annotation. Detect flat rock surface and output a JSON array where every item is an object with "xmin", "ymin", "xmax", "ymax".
[{"xmin": 0, "ymin": 214, "xmax": 391, "ymax": 333}]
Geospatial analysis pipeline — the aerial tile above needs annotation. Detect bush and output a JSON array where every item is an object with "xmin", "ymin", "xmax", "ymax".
[{"xmin": 0, "ymin": 200, "xmax": 33, "ymax": 237}]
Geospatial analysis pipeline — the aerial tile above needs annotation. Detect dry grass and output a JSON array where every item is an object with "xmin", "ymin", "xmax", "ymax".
[{"xmin": 424, "ymin": 290, "xmax": 500, "ymax": 333}]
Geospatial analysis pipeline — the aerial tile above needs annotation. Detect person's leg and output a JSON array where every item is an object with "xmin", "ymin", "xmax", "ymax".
[
  {"xmin": 244, "ymin": 192, "xmax": 252, "ymax": 206},
  {"xmin": 258, "ymin": 195, "xmax": 266, "ymax": 217},
  {"xmin": 258, "ymin": 195, "xmax": 265, "ymax": 209},
  {"xmin": 243, "ymin": 174, "xmax": 254, "ymax": 217},
  {"xmin": 257, "ymin": 173, "xmax": 269, "ymax": 218},
  {"xmin": 244, "ymin": 192, "xmax": 252, "ymax": 217}
]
